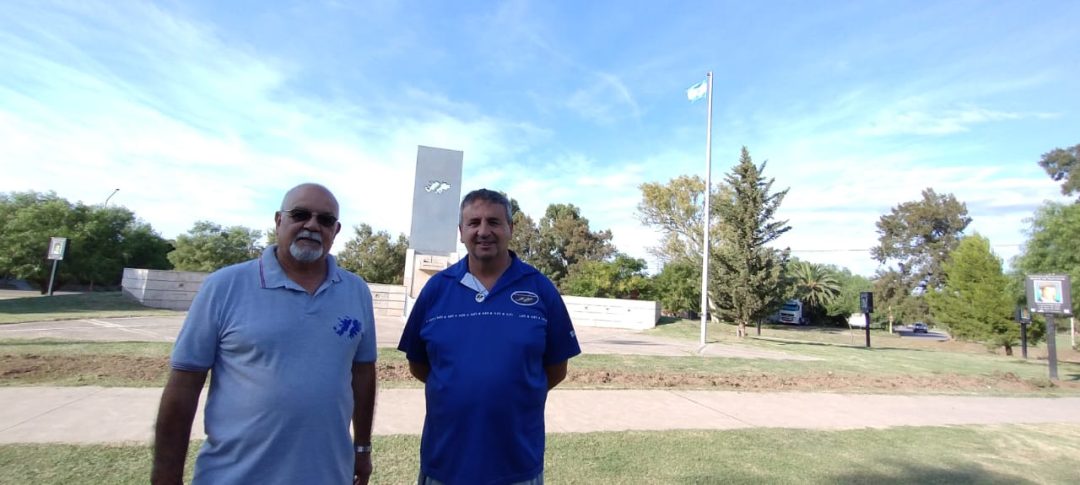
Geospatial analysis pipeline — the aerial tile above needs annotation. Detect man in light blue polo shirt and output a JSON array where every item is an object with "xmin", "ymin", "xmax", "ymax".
[
  {"xmin": 152, "ymin": 183, "xmax": 377, "ymax": 485},
  {"xmin": 399, "ymin": 189, "xmax": 581, "ymax": 485}
]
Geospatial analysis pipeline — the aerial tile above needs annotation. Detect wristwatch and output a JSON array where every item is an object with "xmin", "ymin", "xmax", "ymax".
[{"xmin": 355, "ymin": 444, "xmax": 372, "ymax": 453}]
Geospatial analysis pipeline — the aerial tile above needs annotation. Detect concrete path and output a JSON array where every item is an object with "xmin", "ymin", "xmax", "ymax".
[
  {"xmin": 6, "ymin": 313, "xmax": 1075, "ymax": 446},
  {"xmin": 2, "ymin": 386, "xmax": 1079, "ymax": 445}
]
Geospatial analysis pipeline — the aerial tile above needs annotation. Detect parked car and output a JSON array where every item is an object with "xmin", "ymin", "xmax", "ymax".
[{"xmin": 912, "ymin": 322, "xmax": 929, "ymax": 333}]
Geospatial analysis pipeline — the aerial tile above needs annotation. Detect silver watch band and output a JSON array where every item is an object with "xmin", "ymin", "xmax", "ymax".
[{"xmin": 355, "ymin": 444, "xmax": 372, "ymax": 453}]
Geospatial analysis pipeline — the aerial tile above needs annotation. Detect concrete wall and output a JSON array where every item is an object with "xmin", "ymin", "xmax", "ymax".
[
  {"xmin": 369, "ymin": 283, "xmax": 406, "ymax": 318},
  {"xmin": 563, "ymin": 295, "xmax": 660, "ymax": 330},
  {"xmin": 123, "ymin": 267, "xmax": 409, "ymax": 316},
  {"xmin": 122, "ymin": 268, "xmax": 206, "ymax": 311},
  {"xmin": 121, "ymin": 268, "xmax": 656, "ymax": 330}
]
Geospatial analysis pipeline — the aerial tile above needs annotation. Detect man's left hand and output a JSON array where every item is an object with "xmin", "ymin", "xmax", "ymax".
[{"xmin": 354, "ymin": 452, "xmax": 372, "ymax": 485}]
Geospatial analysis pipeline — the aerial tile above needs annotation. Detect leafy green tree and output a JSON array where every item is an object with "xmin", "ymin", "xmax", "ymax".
[
  {"xmin": 121, "ymin": 222, "xmax": 173, "ymax": 271},
  {"xmin": 637, "ymin": 175, "xmax": 727, "ymax": 265},
  {"xmin": 336, "ymin": 223, "xmax": 409, "ymax": 284},
  {"xmin": 1014, "ymin": 201, "xmax": 1080, "ymax": 295},
  {"xmin": 871, "ymin": 188, "xmax": 971, "ymax": 324},
  {"xmin": 533, "ymin": 203, "xmax": 615, "ymax": 287},
  {"xmin": 68, "ymin": 206, "xmax": 127, "ymax": 290},
  {"xmin": 789, "ymin": 260, "xmax": 840, "ymax": 321},
  {"xmin": 167, "ymin": 221, "xmax": 263, "ymax": 272},
  {"xmin": 562, "ymin": 253, "xmax": 649, "ymax": 299},
  {"xmin": 868, "ymin": 186, "xmax": 972, "ymax": 291},
  {"xmin": 649, "ymin": 259, "xmax": 701, "ymax": 317},
  {"xmin": 822, "ymin": 267, "xmax": 873, "ymax": 322},
  {"xmin": 509, "ymin": 200, "xmax": 543, "ymax": 266},
  {"xmin": 0, "ymin": 192, "xmax": 173, "ymax": 290},
  {"xmin": 0, "ymin": 192, "xmax": 77, "ymax": 288},
  {"xmin": 1038, "ymin": 143, "xmax": 1080, "ymax": 200},
  {"xmin": 871, "ymin": 269, "xmax": 929, "ymax": 328},
  {"xmin": 872, "ymin": 188, "xmax": 971, "ymax": 292},
  {"xmin": 1013, "ymin": 201, "xmax": 1080, "ymax": 339},
  {"xmin": 928, "ymin": 234, "xmax": 1021, "ymax": 354},
  {"xmin": 710, "ymin": 147, "xmax": 791, "ymax": 337}
]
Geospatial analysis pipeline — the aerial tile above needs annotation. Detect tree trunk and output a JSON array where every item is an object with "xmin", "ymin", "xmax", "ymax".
[
  {"xmin": 1004, "ymin": 344, "xmax": 1013, "ymax": 356},
  {"xmin": 737, "ymin": 320, "xmax": 746, "ymax": 338}
]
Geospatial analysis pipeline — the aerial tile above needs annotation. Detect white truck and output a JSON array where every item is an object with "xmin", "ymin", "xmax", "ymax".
[{"xmin": 777, "ymin": 299, "xmax": 804, "ymax": 325}]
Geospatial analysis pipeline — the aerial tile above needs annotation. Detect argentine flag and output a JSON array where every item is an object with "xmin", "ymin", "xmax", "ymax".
[{"xmin": 686, "ymin": 79, "xmax": 707, "ymax": 101}]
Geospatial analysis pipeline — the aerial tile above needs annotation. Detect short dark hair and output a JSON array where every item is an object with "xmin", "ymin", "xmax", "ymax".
[{"xmin": 459, "ymin": 189, "xmax": 513, "ymax": 225}]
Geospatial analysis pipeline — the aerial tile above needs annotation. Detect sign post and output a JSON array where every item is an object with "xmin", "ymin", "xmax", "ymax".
[
  {"xmin": 1025, "ymin": 274, "xmax": 1072, "ymax": 381},
  {"xmin": 1015, "ymin": 306, "xmax": 1031, "ymax": 359},
  {"xmin": 46, "ymin": 237, "xmax": 68, "ymax": 296},
  {"xmin": 860, "ymin": 291, "xmax": 874, "ymax": 348}
]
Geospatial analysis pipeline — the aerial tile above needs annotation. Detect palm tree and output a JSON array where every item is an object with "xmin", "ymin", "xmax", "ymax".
[{"xmin": 791, "ymin": 261, "xmax": 841, "ymax": 317}]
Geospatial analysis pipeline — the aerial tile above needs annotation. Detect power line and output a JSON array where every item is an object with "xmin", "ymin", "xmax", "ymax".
[{"xmin": 789, "ymin": 243, "xmax": 1022, "ymax": 253}]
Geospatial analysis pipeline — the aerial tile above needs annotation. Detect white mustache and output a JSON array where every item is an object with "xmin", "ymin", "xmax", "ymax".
[{"xmin": 296, "ymin": 230, "xmax": 323, "ymax": 242}]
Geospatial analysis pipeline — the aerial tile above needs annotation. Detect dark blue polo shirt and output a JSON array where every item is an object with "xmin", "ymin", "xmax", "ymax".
[{"xmin": 398, "ymin": 253, "xmax": 580, "ymax": 485}]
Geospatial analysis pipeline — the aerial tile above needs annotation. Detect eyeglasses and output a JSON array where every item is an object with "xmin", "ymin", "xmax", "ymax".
[{"xmin": 280, "ymin": 208, "xmax": 338, "ymax": 228}]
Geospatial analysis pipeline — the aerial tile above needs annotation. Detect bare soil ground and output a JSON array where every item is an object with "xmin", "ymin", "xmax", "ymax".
[
  {"xmin": 4, "ymin": 353, "xmax": 1076, "ymax": 394},
  {"xmin": 375, "ymin": 360, "xmax": 1076, "ymax": 394},
  {"xmin": 1, "ymin": 354, "xmax": 170, "ymax": 385}
]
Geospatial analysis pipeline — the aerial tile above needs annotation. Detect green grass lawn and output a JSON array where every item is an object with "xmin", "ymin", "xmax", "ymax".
[
  {"xmin": 2, "ymin": 424, "xmax": 1077, "ymax": 484},
  {"xmin": 2, "ymin": 301, "xmax": 1076, "ymax": 393},
  {"xmin": 0, "ymin": 292, "xmax": 181, "ymax": 324}
]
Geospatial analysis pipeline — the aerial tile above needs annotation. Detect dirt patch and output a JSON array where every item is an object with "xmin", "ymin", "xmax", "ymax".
[
  {"xmin": 377, "ymin": 360, "xmax": 1077, "ymax": 394},
  {"xmin": 4, "ymin": 356, "xmax": 1076, "ymax": 394},
  {"xmin": 563, "ymin": 369, "xmax": 1078, "ymax": 393},
  {"xmin": 377, "ymin": 360, "xmax": 415, "ymax": 382},
  {"xmin": 0, "ymin": 354, "xmax": 170, "ymax": 385}
]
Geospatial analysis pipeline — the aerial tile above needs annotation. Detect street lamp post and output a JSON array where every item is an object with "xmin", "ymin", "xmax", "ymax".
[{"xmin": 104, "ymin": 188, "xmax": 119, "ymax": 207}]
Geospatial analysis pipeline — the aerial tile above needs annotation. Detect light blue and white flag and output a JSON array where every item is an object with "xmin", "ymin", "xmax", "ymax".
[{"xmin": 686, "ymin": 78, "xmax": 708, "ymax": 101}]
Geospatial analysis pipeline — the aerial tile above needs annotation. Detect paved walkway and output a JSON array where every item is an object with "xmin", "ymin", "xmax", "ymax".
[
  {"xmin": 2, "ymin": 386, "xmax": 1079, "ymax": 444},
  {"xmin": 3, "ymin": 314, "xmax": 1079, "ymax": 445}
]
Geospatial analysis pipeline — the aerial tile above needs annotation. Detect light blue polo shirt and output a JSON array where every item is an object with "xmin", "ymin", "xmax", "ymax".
[{"xmin": 171, "ymin": 245, "xmax": 376, "ymax": 485}]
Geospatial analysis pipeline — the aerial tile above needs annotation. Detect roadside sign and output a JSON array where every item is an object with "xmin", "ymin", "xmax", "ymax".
[
  {"xmin": 859, "ymin": 291, "xmax": 874, "ymax": 314},
  {"xmin": 47, "ymin": 237, "xmax": 67, "ymax": 261},
  {"xmin": 1025, "ymin": 274, "xmax": 1070, "ymax": 381},
  {"xmin": 1025, "ymin": 274, "xmax": 1072, "ymax": 315}
]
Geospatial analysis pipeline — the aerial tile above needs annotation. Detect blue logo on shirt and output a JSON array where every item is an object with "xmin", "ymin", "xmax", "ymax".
[
  {"xmin": 511, "ymin": 291, "xmax": 539, "ymax": 306},
  {"xmin": 334, "ymin": 316, "xmax": 362, "ymax": 339}
]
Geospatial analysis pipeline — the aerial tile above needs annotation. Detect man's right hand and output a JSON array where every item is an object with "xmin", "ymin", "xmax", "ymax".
[{"xmin": 151, "ymin": 369, "xmax": 207, "ymax": 484}]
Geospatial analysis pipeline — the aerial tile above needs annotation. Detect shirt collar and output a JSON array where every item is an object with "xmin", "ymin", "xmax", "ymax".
[
  {"xmin": 259, "ymin": 245, "xmax": 341, "ymax": 291},
  {"xmin": 450, "ymin": 250, "xmax": 527, "ymax": 292}
]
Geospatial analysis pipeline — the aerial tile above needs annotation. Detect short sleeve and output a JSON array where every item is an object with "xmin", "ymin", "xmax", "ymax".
[
  {"xmin": 397, "ymin": 282, "xmax": 433, "ymax": 364},
  {"xmin": 170, "ymin": 275, "xmax": 222, "ymax": 371},
  {"xmin": 541, "ymin": 279, "xmax": 581, "ymax": 366},
  {"xmin": 353, "ymin": 281, "xmax": 378, "ymax": 363}
]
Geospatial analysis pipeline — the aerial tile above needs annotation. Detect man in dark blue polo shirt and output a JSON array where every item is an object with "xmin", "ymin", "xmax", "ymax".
[{"xmin": 399, "ymin": 189, "xmax": 581, "ymax": 485}]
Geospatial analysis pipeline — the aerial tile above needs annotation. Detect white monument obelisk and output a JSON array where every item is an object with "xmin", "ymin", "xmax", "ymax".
[{"xmin": 403, "ymin": 145, "xmax": 464, "ymax": 318}]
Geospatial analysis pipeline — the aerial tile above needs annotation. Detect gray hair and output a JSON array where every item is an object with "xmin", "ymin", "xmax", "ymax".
[{"xmin": 459, "ymin": 189, "xmax": 512, "ymax": 225}]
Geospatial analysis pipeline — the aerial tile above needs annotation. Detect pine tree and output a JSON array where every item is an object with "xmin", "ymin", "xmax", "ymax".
[
  {"xmin": 710, "ymin": 147, "xmax": 791, "ymax": 337},
  {"xmin": 928, "ymin": 234, "xmax": 1017, "ymax": 354}
]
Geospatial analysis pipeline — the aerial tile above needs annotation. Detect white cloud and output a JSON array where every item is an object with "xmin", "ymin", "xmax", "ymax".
[
  {"xmin": 0, "ymin": 2, "xmax": 543, "ymax": 259},
  {"xmin": 858, "ymin": 105, "xmax": 1056, "ymax": 137}
]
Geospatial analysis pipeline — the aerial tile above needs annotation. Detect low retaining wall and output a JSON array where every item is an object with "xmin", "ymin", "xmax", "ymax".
[
  {"xmin": 369, "ymin": 283, "xmax": 406, "ymax": 318},
  {"xmin": 122, "ymin": 268, "xmax": 657, "ymax": 329},
  {"xmin": 563, "ymin": 295, "xmax": 659, "ymax": 330},
  {"xmin": 122, "ymin": 268, "xmax": 206, "ymax": 311},
  {"xmin": 123, "ymin": 268, "xmax": 408, "ymax": 316}
]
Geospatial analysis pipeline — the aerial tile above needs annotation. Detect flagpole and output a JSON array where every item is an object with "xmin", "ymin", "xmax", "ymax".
[{"xmin": 699, "ymin": 71, "xmax": 713, "ymax": 349}]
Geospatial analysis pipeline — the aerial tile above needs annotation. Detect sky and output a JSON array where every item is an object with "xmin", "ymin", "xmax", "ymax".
[{"xmin": 2, "ymin": 0, "xmax": 1077, "ymax": 277}]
